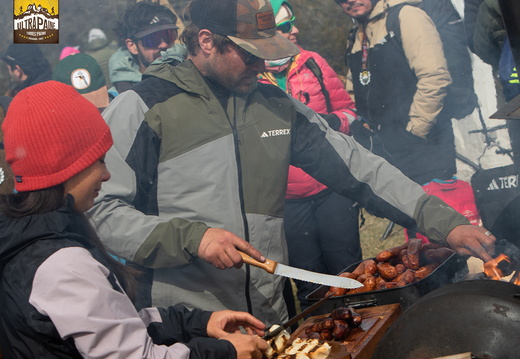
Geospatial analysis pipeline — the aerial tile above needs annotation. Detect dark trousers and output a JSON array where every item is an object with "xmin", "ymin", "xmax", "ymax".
[{"xmin": 284, "ymin": 189, "xmax": 361, "ymax": 309}]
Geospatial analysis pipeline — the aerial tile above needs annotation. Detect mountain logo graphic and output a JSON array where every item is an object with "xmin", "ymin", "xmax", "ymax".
[{"xmin": 14, "ymin": 1, "xmax": 59, "ymax": 44}]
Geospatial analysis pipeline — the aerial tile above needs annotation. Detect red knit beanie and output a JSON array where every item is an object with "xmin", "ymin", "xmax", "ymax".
[{"xmin": 2, "ymin": 81, "xmax": 113, "ymax": 192}]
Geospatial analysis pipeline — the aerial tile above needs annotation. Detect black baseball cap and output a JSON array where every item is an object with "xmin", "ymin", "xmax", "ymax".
[
  {"xmin": 132, "ymin": 14, "xmax": 179, "ymax": 39},
  {"xmin": 2, "ymin": 44, "xmax": 44, "ymax": 67},
  {"xmin": 190, "ymin": 0, "xmax": 299, "ymax": 60}
]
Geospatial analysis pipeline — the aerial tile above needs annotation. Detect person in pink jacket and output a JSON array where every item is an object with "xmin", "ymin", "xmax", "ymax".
[{"xmin": 259, "ymin": 0, "xmax": 362, "ymax": 310}]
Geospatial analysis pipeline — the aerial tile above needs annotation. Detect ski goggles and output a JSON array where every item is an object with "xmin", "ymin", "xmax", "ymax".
[
  {"xmin": 276, "ymin": 17, "xmax": 295, "ymax": 34},
  {"xmin": 138, "ymin": 28, "xmax": 178, "ymax": 48}
]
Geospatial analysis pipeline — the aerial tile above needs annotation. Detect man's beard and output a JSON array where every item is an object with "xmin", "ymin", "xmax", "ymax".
[{"xmin": 203, "ymin": 59, "xmax": 258, "ymax": 96}]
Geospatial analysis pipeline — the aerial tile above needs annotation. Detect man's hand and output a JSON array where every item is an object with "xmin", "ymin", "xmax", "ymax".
[
  {"xmin": 446, "ymin": 225, "xmax": 496, "ymax": 262},
  {"xmin": 220, "ymin": 333, "xmax": 268, "ymax": 359},
  {"xmin": 207, "ymin": 310, "xmax": 268, "ymax": 359},
  {"xmin": 207, "ymin": 310, "xmax": 266, "ymax": 337},
  {"xmin": 198, "ymin": 228, "xmax": 266, "ymax": 269},
  {"xmin": 350, "ymin": 119, "xmax": 374, "ymax": 150}
]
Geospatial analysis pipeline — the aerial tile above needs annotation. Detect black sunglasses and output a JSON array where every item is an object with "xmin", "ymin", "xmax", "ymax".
[
  {"xmin": 227, "ymin": 40, "xmax": 260, "ymax": 65},
  {"xmin": 335, "ymin": 0, "xmax": 348, "ymax": 4},
  {"xmin": 276, "ymin": 17, "xmax": 295, "ymax": 34}
]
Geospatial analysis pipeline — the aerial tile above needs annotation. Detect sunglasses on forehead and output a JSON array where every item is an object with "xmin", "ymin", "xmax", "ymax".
[
  {"xmin": 138, "ymin": 28, "xmax": 178, "ymax": 48},
  {"xmin": 276, "ymin": 16, "xmax": 295, "ymax": 34},
  {"xmin": 227, "ymin": 40, "xmax": 261, "ymax": 65}
]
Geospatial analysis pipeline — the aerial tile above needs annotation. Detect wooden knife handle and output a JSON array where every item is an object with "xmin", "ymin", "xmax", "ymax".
[{"xmin": 238, "ymin": 250, "xmax": 277, "ymax": 274}]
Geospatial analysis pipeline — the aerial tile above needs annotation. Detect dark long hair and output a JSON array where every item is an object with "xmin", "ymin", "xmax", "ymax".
[{"xmin": 0, "ymin": 185, "xmax": 139, "ymax": 300}]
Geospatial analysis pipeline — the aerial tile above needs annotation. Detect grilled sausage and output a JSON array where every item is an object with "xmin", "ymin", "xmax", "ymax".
[
  {"xmin": 326, "ymin": 286, "xmax": 347, "ymax": 297},
  {"xmin": 414, "ymin": 264, "xmax": 436, "ymax": 281},
  {"xmin": 401, "ymin": 252, "xmax": 413, "ymax": 269},
  {"xmin": 351, "ymin": 262, "xmax": 366, "ymax": 277},
  {"xmin": 375, "ymin": 250, "xmax": 393, "ymax": 263},
  {"xmin": 349, "ymin": 312, "xmax": 362, "ymax": 328},
  {"xmin": 346, "ymin": 276, "xmax": 373, "ymax": 294},
  {"xmin": 407, "ymin": 238, "xmax": 422, "ymax": 270},
  {"xmin": 356, "ymin": 273, "xmax": 368, "ymax": 283},
  {"xmin": 333, "ymin": 319, "xmax": 349, "ymax": 327},
  {"xmin": 364, "ymin": 259, "xmax": 378, "ymax": 276},
  {"xmin": 305, "ymin": 325, "xmax": 316, "ymax": 335},
  {"xmin": 320, "ymin": 330, "xmax": 333, "ymax": 341},
  {"xmin": 375, "ymin": 276, "xmax": 386, "ymax": 287},
  {"xmin": 395, "ymin": 263, "xmax": 406, "ymax": 274},
  {"xmin": 377, "ymin": 262, "xmax": 398, "ymax": 281},
  {"xmin": 397, "ymin": 269, "xmax": 416, "ymax": 286},
  {"xmin": 376, "ymin": 242, "xmax": 409, "ymax": 263},
  {"xmin": 331, "ymin": 307, "xmax": 352, "ymax": 321},
  {"xmin": 320, "ymin": 318, "xmax": 335, "ymax": 331},
  {"xmin": 397, "ymin": 249, "xmax": 408, "ymax": 265},
  {"xmin": 332, "ymin": 323, "xmax": 350, "ymax": 341}
]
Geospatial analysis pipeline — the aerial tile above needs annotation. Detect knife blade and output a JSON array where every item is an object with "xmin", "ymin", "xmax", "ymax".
[
  {"xmin": 238, "ymin": 251, "xmax": 363, "ymax": 289},
  {"xmin": 262, "ymin": 292, "xmax": 335, "ymax": 341}
]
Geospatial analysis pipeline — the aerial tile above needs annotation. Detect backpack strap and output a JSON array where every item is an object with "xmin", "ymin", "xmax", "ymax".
[
  {"xmin": 345, "ymin": 25, "xmax": 358, "ymax": 69},
  {"xmin": 304, "ymin": 57, "xmax": 333, "ymax": 113},
  {"xmin": 385, "ymin": 3, "xmax": 407, "ymax": 44}
]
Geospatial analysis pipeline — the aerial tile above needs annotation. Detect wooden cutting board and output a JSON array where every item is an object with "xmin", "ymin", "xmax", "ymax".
[{"xmin": 290, "ymin": 303, "xmax": 401, "ymax": 359}]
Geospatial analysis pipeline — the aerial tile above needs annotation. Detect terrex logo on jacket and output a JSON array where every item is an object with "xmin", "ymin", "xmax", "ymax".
[
  {"xmin": 261, "ymin": 128, "xmax": 290, "ymax": 138},
  {"xmin": 486, "ymin": 175, "xmax": 519, "ymax": 191}
]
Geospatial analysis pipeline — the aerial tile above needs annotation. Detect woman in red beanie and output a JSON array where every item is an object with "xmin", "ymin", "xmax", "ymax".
[{"xmin": 0, "ymin": 81, "xmax": 267, "ymax": 358}]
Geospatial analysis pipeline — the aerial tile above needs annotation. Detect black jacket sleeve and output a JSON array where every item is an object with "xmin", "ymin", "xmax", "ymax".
[{"xmin": 146, "ymin": 306, "xmax": 237, "ymax": 359}]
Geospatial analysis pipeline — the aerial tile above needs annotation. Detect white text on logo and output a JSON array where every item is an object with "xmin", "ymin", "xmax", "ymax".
[
  {"xmin": 487, "ymin": 175, "xmax": 518, "ymax": 190},
  {"xmin": 261, "ymin": 129, "xmax": 290, "ymax": 138}
]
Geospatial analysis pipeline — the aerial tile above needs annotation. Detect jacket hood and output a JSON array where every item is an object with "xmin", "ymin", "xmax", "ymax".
[
  {"xmin": 108, "ymin": 47, "xmax": 142, "ymax": 84},
  {"xmin": 0, "ymin": 196, "xmax": 87, "ymax": 274},
  {"xmin": 369, "ymin": 0, "xmax": 422, "ymax": 20},
  {"xmin": 144, "ymin": 57, "xmax": 217, "ymax": 100}
]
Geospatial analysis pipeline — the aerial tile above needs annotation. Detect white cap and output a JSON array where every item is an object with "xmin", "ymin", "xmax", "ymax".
[{"xmin": 88, "ymin": 28, "xmax": 107, "ymax": 43}]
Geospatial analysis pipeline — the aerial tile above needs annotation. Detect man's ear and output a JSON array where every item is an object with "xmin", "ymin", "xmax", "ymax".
[
  {"xmin": 9, "ymin": 64, "xmax": 25, "ymax": 80},
  {"xmin": 125, "ymin": 38, "xmax": 139, "ymax": 56},
  {"xmin": 198, "ymin": 29, "xmax": 217, "ymax": 56}
]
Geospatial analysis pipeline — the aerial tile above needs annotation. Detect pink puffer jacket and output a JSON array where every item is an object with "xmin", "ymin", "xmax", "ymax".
[{"xmin": 259, "ymin": 46, "xmax": 357, "ymax": 199}]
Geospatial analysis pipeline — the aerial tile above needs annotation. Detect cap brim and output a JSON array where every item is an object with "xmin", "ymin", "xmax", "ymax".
[
  {"xmin": 134, "ymin": 23, "xmax": 179, "ymax": 38},
  {"xmin": 228, "ymin": 33, "xmax": 299, "ymax": 60},
  {"xmin": 82, "ymin": 86, "xmax": 110, "ymax": 109}
]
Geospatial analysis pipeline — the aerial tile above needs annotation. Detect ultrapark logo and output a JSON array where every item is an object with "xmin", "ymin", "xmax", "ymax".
[{"xmin": 13, "ymin": 0, "xmax": 59, "ymax": 44}]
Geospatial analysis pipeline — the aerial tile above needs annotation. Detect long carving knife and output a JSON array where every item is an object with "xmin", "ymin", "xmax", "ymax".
[{"xmin": 238, "ymin": 251, "xmax": 363, "ymax": 289}]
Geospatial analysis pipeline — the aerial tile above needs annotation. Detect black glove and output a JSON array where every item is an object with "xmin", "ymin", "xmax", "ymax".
[
  {"xmin": 350, "ymin": 119, "xmax": 374, "ymax": 150},
  {"xmin": 319, "ymin": 113, "xmax": 341, "ymax": 131}
]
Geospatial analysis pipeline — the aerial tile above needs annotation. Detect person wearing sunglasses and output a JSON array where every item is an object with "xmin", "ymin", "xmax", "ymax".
[
  {"xmin": 258, "ymin": 0, "xmax": 362, "ymax": 311},
  {"xmin": 108, "ymin": 2, "xmax": 180, "ymax": 95},
  {"xmin": 91, "ymin": 0, "xmax": 496, "ymax": 331}
]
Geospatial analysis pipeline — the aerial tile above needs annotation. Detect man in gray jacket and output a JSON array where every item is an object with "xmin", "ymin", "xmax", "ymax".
[{"xmin": 91, "ymin": 0, "xmax": 496, "ymax": 326}]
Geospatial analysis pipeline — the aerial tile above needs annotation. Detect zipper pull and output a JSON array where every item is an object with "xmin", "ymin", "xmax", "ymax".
[{"xmin": 233, "ymin": 127, "xmax": 241, "ymax": 145}]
